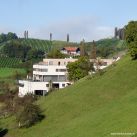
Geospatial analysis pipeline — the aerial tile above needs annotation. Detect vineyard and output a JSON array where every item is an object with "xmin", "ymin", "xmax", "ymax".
[
  {"xmin": 21, "ymin": 38, "xmax": 53, "ymax": 52},
  {"xmin": 0, "ymin": 57, "xmax": 21, "ymax": 68}
]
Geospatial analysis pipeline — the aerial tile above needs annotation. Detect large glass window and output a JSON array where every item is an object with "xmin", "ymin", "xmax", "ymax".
[
  {"xmin": 56, "ymin": 69, "xmax": 66, "ymax": 72},
  {"xmin": 43, "ymin": 75, "xmax": 66, "ymax": 82},
  {"xmin": 33, "ymin": 68, "xmax": 48, "ymax": 72}
]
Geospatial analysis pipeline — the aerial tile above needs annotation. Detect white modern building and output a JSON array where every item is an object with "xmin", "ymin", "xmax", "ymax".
[
  {"xmin": 18, "ymin": 57, "xmax": 118, "ymax": 97},
  {"xmin": 18, "ymin": 58, "xmax": 77, "ymax": 97}
]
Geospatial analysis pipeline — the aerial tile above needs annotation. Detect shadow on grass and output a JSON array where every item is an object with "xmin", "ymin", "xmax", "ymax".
[
  {"xmin": 38, "ymin": 114, "xmax": 45, "ymax": 122},
  {"xmin": 0, "ymin": 128, "xmax": 8, "ymax": 137}
]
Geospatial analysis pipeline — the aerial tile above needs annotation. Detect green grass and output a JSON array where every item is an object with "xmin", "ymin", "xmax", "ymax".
[
  {"xmin": 1, "ymin": 56, "xmax": 137, "ymax": 137},
  {"xmin": 0, "ymin": 68, "xmax": 26, "ymax": 78}
]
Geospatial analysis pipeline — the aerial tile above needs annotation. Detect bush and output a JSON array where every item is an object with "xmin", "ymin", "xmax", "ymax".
[
  {"xmin": 14, "ymin": 94, "xmax": 43, "ymax": 128},
  {"xmin": 16, "ymin": 103, "xmax": 42, "ymax": 128}
]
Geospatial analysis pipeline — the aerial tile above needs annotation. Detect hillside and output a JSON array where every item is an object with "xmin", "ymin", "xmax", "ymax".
[
  {"xmin": 20, "ymin": 38, "xmax": 52, "ymax": 52},
  {"xmin": 0, "ymin": 38, "xmax": 126, "ymax": 53},
  {"xmin": 0, "ymin": 39, "xmax": 77, "ymax": 52},
  {"xmin": 0, "ymin": 38, "xmax": 127, "ymax": 67},
  {"xmin": 86, "ymin": 38, "xmax": 127, "ymax": 58},
  {"xmin": 1, "ymin": 55, "xmax": 137, "ymax": 137}
]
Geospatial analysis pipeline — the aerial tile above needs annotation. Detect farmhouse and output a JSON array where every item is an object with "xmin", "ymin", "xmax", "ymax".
[
  {"xmin": 18, "ymin": 57, "xmax": 118, "ymax": 97},
  {"xmin": 61, "ymin": 47, "xmax": 80, "ymax": 56}
]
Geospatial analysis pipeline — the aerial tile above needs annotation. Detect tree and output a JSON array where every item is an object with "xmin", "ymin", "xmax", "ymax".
[
  {"xmin": 0, "ymin": 91, "xmax": 16, "ymax": 117},
  {"xmin": 90, "ymin": 40, "xmax": 96, "ymax": 59},
  {"xmin": 0, "ymin": 32, "xmax": 18, "ymax": 44},
  {"xmin": 3, "ymin": 40, "xmax": 31, "ymax": 59},
  {"xmin": 67, "ymin": 56, "xmax": 94, "ymax": 81},
  {"xmin": 27, "ymin": 49, "xmax": 44, "ymax": 60},
  {"xmin": 125, "ymin": 21, "xmax": 137, "ymax": 59},
  {"xmin": 47, "ymin": 49, "xmax": 67, "ymax": 58},
  {"xmin": 16, "ymin": 103, "xmax": 42, "ymax": 128},
  {"xmin": 80, "ymin": 39, "xmax": 85, "ymax": 56},
  {"xmin": 14, "ymin": 94, "xmax": 43, "ymax": 128},
  {"xmin": 0, "ymin": 33, "xmax": 6, "ymax": 43},
  {"xmin": 7, "ymin": 32, "xmax": 18, "ymax": 40},
  {"xmin": 0, "ymin": 92, "xmax": 43, "ymax": 128}
]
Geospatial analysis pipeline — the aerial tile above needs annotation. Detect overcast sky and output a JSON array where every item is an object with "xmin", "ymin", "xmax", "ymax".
[{"xmin": 0, "ymin": 0, "xmax": 137, "ymax": 42}]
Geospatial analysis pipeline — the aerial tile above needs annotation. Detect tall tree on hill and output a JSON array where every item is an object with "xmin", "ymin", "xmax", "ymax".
[
  {"xmin": 90, "ymin": 40, "xmax": 96, "ymax": 59},
  {"xmin": 50, "ymin": 33, "xmax": 52, "ymax": 41},
  {"xmin": 80, "ymin": 39, "xmax": 85, "ymax": 56},
  {"xmin": 26, "ymin": 31, "xmax": 29, "ymax": 39},
  {"xmin": 24, "ymin": 31, "xmax": 28, "ymax": 39},
  {"xmin": 67, "ymin": 34, "xmax": 69, "ymax": 43}
]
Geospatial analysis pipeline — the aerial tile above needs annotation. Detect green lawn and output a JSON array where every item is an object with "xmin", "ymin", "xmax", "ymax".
[
  {"xmin": 1, "ymin": 55, "xmax": 137, "ymax": 137},
  {"xmin": 0, "ymin": 68, "xmax": 26, "ymax": 78}
]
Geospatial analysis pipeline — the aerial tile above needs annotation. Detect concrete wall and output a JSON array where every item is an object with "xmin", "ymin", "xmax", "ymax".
[{"xmin": 18, "ymin": 80, "xmax": 71, "ymax": 97}]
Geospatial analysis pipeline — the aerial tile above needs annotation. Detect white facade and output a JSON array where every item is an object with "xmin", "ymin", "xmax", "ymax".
[
  {"xmin": 18, "ymin": 58, "xmax": 77, "ymax": 97},
  {"xmin": 18, "ymin": 80, "xmax": 70, "ymax": 97}
]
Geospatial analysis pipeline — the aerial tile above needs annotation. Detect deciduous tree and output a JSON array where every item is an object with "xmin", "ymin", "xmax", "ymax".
[
  {"xmin": 125, "ymin": 21, "xmax": 137, "ymax": 59},
  {"xmin": 67, "ymin": 56, "xmax": 94, "ymax": 81}
]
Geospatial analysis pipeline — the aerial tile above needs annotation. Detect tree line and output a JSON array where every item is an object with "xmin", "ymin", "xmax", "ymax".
[
  {"xmin": 2, "ymin": 40, "xmax": 45, "ymax": 61},
  {"xmin": 0, "ymin": 32, "xmax": 18, "ymax": 43}
]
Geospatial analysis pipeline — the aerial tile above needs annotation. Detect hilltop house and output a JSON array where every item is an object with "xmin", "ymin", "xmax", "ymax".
[
  {"xmin": 18, "ymin": 57, "xmax": 118, "ymax": 97},
  {"xmin": 61, "ymin": 47, "xmax": 80, "ymax": 56}
]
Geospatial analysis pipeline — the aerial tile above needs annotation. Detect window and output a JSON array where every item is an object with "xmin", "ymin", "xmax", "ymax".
[
  {"xmin": 56, "ymin": 69, "xmax": 66, "ymax": 72},
  {"xmin": 41, "ymin": 69, "xmax": 48, "ymax": 72},
  {"xmin": 62, "ymin": 84, "xmax": 65, "ymax": 87},
  {"xmin": 46, "ymin": 84, "xmax": 49, "ymax": 87},
  {"xmin": 18, "ymin": 83, "xmax": 24, "ymax": 87},
  {"xmin": 33, "ymin": 68, "xmax": 39, "ymax": 71},
  {"xmin": 58, "ymin": 62, "xmax": 60, "ymax": 66},
  {"xmin": 33, "ymin": 68, "xmax": 48, "ymax": 72}
]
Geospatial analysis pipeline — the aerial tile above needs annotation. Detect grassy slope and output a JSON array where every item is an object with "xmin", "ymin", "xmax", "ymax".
[
  {"xmin": 0, "ymin": 68, "xmax": 26, "ymax": 78},
  {"xmin": 2, "ymin": 55, "xmax": 137, "ymax": 137}
]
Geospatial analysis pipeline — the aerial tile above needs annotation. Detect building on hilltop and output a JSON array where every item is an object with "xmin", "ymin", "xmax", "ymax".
[{"xmin": 114, "ymin": 27, "xmax": 125, "ymax": 40}]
